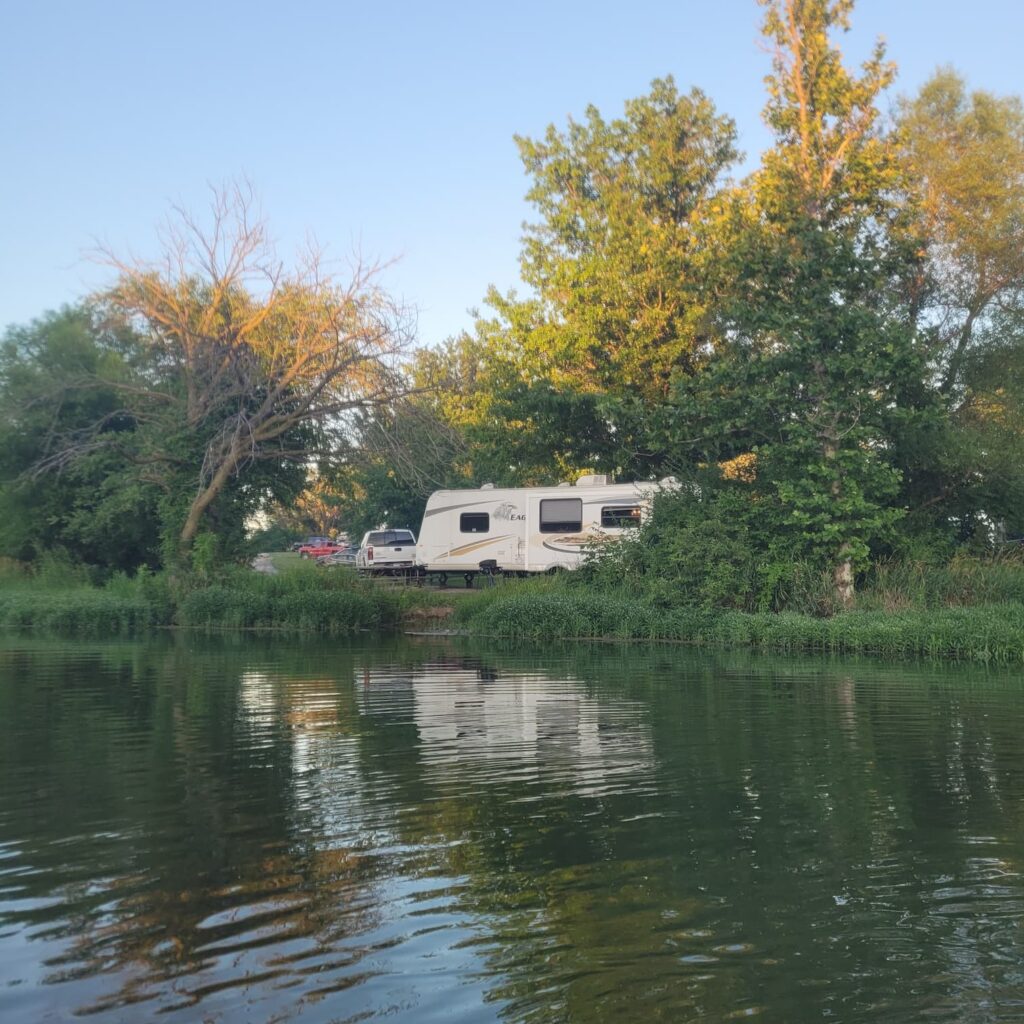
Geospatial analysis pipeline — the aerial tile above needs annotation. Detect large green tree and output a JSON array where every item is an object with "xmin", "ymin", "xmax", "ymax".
[
  {"xmin": 516, "ymin": 76, "xmax": 739, "ymax": 401},
  {"xmin": 672, "ymin": 0, "xmax": 929, "ymax": 606},
  {"xmin": 452, "ymin": 78, "xmax": 739, "ymax": 480},
  {"xmin": 896, "ymin": 70, "xmax": 1024, "ymax": 535}
]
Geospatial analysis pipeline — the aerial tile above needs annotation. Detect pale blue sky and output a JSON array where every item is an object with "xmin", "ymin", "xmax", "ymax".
[{"xmin": 2, "ymin": 0, "xmax": 1022, "ymax": 346}]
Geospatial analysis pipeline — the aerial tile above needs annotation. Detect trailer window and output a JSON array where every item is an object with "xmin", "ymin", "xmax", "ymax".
[
  {"xmin": 601, "ymin": 505, "xmax": 641, "ymax": 529},
  {"xmin": 460, "ymin": 512, "xmax": 489, "ymax": 534},
  {"xmin": 539, "ymin": 498, "xmax": 582, "ymax": 533}
]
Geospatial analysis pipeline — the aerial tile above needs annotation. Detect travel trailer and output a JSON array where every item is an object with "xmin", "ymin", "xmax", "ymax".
[{"xmin": 416, "ymin": 475, "xmax": 673, "ymax": 579}]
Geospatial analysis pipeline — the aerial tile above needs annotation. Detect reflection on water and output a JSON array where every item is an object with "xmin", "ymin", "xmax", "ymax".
[
  {"xmin": 2, "ymin": 636, "xmax": 1024, "ymax": 1022},
  {"xmin": 357, "ymin": 660, "xmax": 654, "ymax": 796}
]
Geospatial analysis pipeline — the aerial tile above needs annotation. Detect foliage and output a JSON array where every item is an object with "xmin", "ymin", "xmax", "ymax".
[
  {"xmin": 899, "ymin": 69, "xmax": 1024, "ymax": 396},
  {"xmin": 0, "ymin": 560, "xmax": 421, "ymax": 636},
  {"xmin": 0, "ymin": 565, "xmax": 173, "ymax": 635},
  {"xmin": 575, "ymin": 483, "xmax": 1024, "ymax": 617},
  {"xmin": 175, "ymin": 564, "xmax": 401, "ymax": 634},
  {"xmin": 670, "ymin": 0, "xmax": 930, "ymax": 606},
  {"xmin": 411, "ymin": 324, "xmax": 615, "ymax": 484},
  {"xmin": 896, "ymin": 72, "xmax": 1024, "ymax": 534},
  {"xmin": 0, "ymin": 307, "xmax": 163, "ymax": 571},
  {"xmin": 433, "ymin": 77, "xmax": 739, "ymax": 481},
  {"xmin": 322, "ymin": 394, "xmax": 472, "ymax": 536},
  {"xmin": 25, "ymin": 186, "xmax": 414, "ymax": 568},
  {"xmin": 515, "ymin": 76, "xmax": 738, "ymax": 402}
]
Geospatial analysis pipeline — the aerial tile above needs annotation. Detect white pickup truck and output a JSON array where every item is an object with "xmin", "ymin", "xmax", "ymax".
[{"xmin": 355, "ymin": 529, "xmax": 418, "ymax": 574}]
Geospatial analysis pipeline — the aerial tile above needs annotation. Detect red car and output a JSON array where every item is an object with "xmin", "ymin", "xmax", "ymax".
[{"xmin": 298, "ymin": 541, "xmax": 346, "ymax": 559}]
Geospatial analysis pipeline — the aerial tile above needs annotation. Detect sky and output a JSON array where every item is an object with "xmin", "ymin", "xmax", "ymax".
[{"xmin": 2, "ymin": 0, "xmax": 1022, "ymax": 347}]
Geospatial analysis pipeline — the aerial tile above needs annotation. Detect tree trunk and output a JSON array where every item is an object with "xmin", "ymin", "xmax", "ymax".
[
  {"xmin": 940, "ymin": 300, "xmax": 982, "ymax": 396},
  {"xmin": 833, "ymin": 542, "xmax": 854, "ymax": 611},
  {"xmin": 177, "ymin": 452, "xmax": 240, "ymax": 563},
  {"xmin": 823, "ymin": 436, "xmax": 855, "ymax": 611}
]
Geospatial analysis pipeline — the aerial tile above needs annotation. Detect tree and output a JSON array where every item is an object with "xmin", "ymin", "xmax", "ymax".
[
  {"xmin": 673, "ymin": 0, "xmax": 929, "ymax": 607},
  {"xmin": 449, "ymin": 78, "xmax": 739, "ymax": 480},
  {"xmin": 326, "ymin": 397, "xmax": 470, "ymax": 538},
  {"xmin": 412, "ymin": 323, "xmax": 617, "ymax": 485},
  {"xmin": 41, "ymin": 185, "xmax": 415, "ymax": 565},
  {"xmin": 0, "ymin": 307, "xmax": 162, "ymax": 570},
  {"xmin": 899, "ymin": 70, "xmax": 1024, "ymax": 397},
  {"xmin": 260, "ymin": 473, "xmax": 350, "ymax": 542},
  {"xmin": 895, "ymin": 71, "xmax": 1024, "ymax": 534},
  {"xmin": 516, "ymin": 76, "xmax": 739, "ymax": 400}
]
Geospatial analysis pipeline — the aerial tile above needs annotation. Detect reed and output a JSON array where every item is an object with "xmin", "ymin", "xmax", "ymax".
[{"xmin": 456, "ymin": 587, "xmax": 1024, "ymax": 663}]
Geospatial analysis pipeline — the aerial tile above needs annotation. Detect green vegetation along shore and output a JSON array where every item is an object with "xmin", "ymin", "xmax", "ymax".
[
  {"xmin": 0, "ymin": 559, "xmax": 424, "ymax": 637},
  {"xmin": 2, "ymin": 554, "xmax": 1024, "ymax": 665}
]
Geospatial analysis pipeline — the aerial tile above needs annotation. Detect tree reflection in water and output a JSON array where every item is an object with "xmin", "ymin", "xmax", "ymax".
[{"xmin": 1, "ymin": 637, "xmax": 1024, "ymax": 1022}]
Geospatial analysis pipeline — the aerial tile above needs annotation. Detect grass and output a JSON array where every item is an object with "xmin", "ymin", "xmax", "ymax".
[
  {"xmin": 3, "ymin": 551, "xmax": 1024, "ymax": 664},
  {"xmin": 0, "ymin": 557, "xmax": 432, "ymax": 637},
  {"xmin": 0, "ymin": 587, "xmax": 170, "ymax": 635},
  {"xmin": 176, "ymin": 564, "xmax": 406, "ymax": 634},
  {"xmin": 453, "ymin": 577, "xmax": 1024, "ymax": 664},
  {"xmin": 0, "ymin": 559, "xmax": 172, "ymax": 636}
]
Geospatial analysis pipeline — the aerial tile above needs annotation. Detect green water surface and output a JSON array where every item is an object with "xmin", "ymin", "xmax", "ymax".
[{"xmin": 2, "ymin": 634, "xmax": 1023, "ymax": 1022}]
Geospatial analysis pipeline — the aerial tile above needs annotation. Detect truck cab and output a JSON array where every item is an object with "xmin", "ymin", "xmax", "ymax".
[{"xmin": 356, "ymin": 529, "xmax": 417, "ymax": 574}]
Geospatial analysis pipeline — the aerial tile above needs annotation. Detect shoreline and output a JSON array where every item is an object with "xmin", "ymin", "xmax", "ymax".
[{"xmin": 2, "ymin": 557, "xmax": 1023, "ymax": 666}]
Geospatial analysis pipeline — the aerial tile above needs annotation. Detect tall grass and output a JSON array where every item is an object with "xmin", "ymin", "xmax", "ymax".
[
  {"xmin": 0, "ymin": 580, "xmax": 171, "ymax": 635},
  {"xmin": 858, "ymin": 554, "xmax": 1024, "ymax": 611},
  {"xmin": 4, "ymin": 547, "xmax": 1024, "ymax": 661},
  {"xmin": 455, "ymin": 583, "xmax": 1024, "ymax": 663},
  {"xmin": 0, "ymin": 559, "xmax": 420, "ymax": 636},
  {"xmin": 176, "ymin": 565, "xmax": 405, "ymax": 634}
]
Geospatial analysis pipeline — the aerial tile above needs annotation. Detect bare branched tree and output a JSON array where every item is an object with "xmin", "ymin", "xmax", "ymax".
[
  {"xmin": 59, "ymin": 183, "xmax": 416, "ymax": 560},
  {"xmin": 351, "ymin": 398, "xmax": 469, "ymax": 497}
]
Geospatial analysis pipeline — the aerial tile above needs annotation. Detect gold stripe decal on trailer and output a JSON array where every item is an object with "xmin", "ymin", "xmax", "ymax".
[{"xmin": 435, "ymin": 535, "xmax": 514, "ymax": 560}]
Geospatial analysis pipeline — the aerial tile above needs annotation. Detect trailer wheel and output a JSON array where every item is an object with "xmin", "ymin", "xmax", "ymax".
[
  {"xmin": 464, "ymin": 573, "xmax": 475, "ymax": 589},
  {"xmin": 438, "ymin": 572, "xmax": 448, "ymax": 589}
]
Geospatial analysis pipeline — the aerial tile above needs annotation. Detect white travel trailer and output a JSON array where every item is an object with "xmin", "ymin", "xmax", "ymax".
[{"xmin": 416, "ymin": 474, "xmax": 672, "ymax": 578}]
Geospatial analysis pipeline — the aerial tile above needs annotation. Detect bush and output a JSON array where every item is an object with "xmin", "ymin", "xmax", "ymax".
[{"xmin": 577, "ymin": 485, "xmax": 831, "ymax": 613}]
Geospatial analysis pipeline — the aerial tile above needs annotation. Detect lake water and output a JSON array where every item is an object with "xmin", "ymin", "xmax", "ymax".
[{"xmin": 2, "ymin": 634, "xmax": 1024, "ymax": 1023}]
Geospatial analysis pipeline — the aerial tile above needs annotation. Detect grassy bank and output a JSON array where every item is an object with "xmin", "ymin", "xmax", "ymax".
[
  {"xmin": 3, "ymin": 553, "xmax": 1024, "ymax": 664},
  {"xmin": 452, "ymin": 574, "xmax": 1024, "ymax": 664},
  {"xmin": 0, "ymin": 559, "xmax": 426, "ymax": 637}
]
